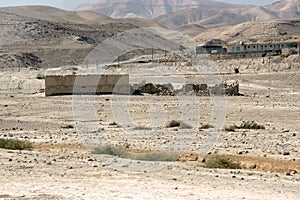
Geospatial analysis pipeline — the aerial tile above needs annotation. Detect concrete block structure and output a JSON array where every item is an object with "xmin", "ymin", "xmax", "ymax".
[
  {"xmin": 196, "ymin": 40, "xmax": 300, "ymax": 56},
  {"xmin": 45, "ymin": 74, "xmax": 130, "ymax": 96}
]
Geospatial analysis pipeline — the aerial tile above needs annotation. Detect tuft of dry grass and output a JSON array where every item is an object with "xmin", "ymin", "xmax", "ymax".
[
  {"xmin": 0, "ymin": 138, "xmax": 32, "ymax": 150},
  {"xmin": 92, "ymin": 145, "xmax": 179, "ymax": 162},
  {"xmin": 200, "ymin": 124, "xmax": 214, "ymax": 130},
  {"xmin": 166, "ymin": 120, "xmax": 192, "ymax": 129},
  {"xmin": 224, "ymin": 121, "xmax": 265, "ymax": 132},
  {"xmin": 204, "ymin": 155, "xmax": 241, "ymax": 169}
]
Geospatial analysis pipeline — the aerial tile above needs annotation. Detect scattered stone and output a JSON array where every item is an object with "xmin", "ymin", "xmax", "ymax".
[{"xmin": 136, "ymin": 83, "xmax": 174, "ymax": 96}]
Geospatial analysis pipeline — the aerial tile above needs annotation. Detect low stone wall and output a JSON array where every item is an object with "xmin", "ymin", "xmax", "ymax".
[{"xmin": 45, "ymin": 74, "xmax": 130, "ymax": 96}]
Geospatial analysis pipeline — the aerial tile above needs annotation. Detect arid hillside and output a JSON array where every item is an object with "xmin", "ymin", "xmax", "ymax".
[
  {"xmin": 194, "ymin": 19, "xmax": 300, "ymax": 44},
  {"xmin": 75, "ymin": 0, "xmax": 242, "ymax": 19},
  {"xmin": 266, "ymin": 0, "xmax": 300, "ymax": 18},
  {"xmin": 156, "ymin": 0, "xmax": 300, "ymax": 28},
  {"xmin": 75, "ymin": 0, "xmax": 300, "ymax": 29},
  {"xmin": 0, "ymin": 6, "xmax": 138, "ymax": 69}
]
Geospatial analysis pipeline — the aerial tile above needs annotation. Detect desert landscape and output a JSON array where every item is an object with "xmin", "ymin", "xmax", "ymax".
[{"xmin": 0, "ymin": 0, "xmax": 300, "ymax": 199}]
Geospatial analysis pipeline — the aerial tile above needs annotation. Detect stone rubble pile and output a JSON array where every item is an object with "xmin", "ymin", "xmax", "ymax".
[{"xmin": 132, "ymin": 80, "xmax": 240, "ymax": 96}]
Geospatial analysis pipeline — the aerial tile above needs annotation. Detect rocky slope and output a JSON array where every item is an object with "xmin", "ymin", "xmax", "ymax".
[
  {"xmin": 0, "ymin": 6, "xmax": 144, "ymax": 69},
  {"xmin": 157, "ymin": 0, "xmax": 300, "ymax": 28},
  {"xmin": 266, "ymin": 0, "xmax": 300, "ymax": 18},
  {"xmin": 75, "ymin": 0, "xmax": 300, "ymax": 29},
  {"xmin": 75, "ymin": 0, "xmax": 242, "ymax": 19},
  {"xmin": 194, "ymin": 19, "xmax": 300, "ymax": 44}
]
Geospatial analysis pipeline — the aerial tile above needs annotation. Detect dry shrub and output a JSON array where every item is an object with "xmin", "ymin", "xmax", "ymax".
[{"xmin": 0, "ymin": 138, "xmax": 31, "ymax": 150}]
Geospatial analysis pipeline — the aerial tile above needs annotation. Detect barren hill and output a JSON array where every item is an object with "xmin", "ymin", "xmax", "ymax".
[
  {"xmin": 0, "ymin": 5, "xmax": 116, "ymax": 24},
  {"xmin": 158, "ymin": 0, "xmax": 300, "ymax": 28},
  {"xmin": 155, "ymin": 8, "xmax": 216, "ymax": 27},
  {"xmin": 198, "ymin": 7, "xmax": 279, "ymax": 27},
  {"xmin": 174, "ymin": 24, "xmax": 206, "ymax": 37},
  {"xmin": 156, "ymin": 6, "xmax": 279, "ymax": 28},
  {"xmin": 194, "ymin": 19, "xmax": 300, "ymax": 44},
  {"xmin": 75, "ymin": 0, "xmax": 241, "ymax": 19},
  {"xmin": 0, "ymin": 6, "xmax": 137, "ymax": 69},
  {"xmin": 266, "ymin": 0, "xmax": 300, "ymax": 18}
]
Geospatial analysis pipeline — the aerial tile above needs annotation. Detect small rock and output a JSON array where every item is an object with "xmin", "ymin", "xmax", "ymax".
[
  {"xmin": 285, "ymin": 172, "xmax": 291, "ymax": 176},
  {"xmin": 283, "ymin": 152, "xmax": 290, "ymax": 156}
]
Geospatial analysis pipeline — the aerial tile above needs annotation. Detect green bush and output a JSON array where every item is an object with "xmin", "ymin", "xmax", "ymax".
[
  {"xmin": 92, "ymin": 145, "xmax": 179, "ymax": 162},
  {"xmin": 205, "ymin": 156, "xmax": 241, "ymax": 169},
  {"xmin": 0, "ymin": 138, "xmax": 32, "ymax": 150}
]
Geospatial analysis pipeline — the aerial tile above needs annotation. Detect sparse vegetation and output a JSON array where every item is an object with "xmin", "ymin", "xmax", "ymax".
[
  {"xmin": 239, "ymin": 121, "xmax": 265, "ymax": 130},
  {"xmin": 199, "ymin": 124, "xmax": 214, "ymax": 130},
  {"xmin": 61, "ymin": 124, "xmax": 74, "ymax": 129},
  {"xmin": 166, "ymin": 120, "xmax": 192, "ymax": 129},
  {"xmin": 166, "ymin": 120, "xmax": 180, "ymax": 128},
  {"xmin": 36, "ymin": 73, "xmax": 45, "ymax": 80},
  {"xmin": 205, "ymin": 156, "xmax": 241, "ymax": 169},
  {"xmin": 129, "ymin": 152, "xmax": 179, "ymax": 162},
  {"xmin": 0, "ymin": 138, "xmax": 32, "ymax": 150},
  {"xmin": 132, "ymin": 126, "xmax": 152, "ymax": 130},
  {"xmin": 224, "ymin": 121, "xmax": 265, "ymax": 131},
  {"xmin": 224, "ymin": 125, "xmax": 237, "ymax": 132},
  {"xmin": 109, "ymin": 122, "xmax": 119, "ymax": 126},
  {"xmin": 92, "ymin": 145, "xmax": 126, "ymax": 157},
  {"xmin": 92, "ymin": 145, "xmax": 179, "ymax": 162}
]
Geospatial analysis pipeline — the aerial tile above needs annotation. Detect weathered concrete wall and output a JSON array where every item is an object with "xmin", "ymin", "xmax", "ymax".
[{"xmin": 45, "ymin": 74, "xmax": 130, "ymax": 96}]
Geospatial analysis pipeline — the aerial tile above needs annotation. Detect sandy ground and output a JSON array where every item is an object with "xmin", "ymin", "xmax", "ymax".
[{"xmin": 0, "ymin": 67, "xmax": 299, "ymax": 199}]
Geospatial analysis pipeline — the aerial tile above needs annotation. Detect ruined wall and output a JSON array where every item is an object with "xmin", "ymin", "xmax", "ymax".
[{"xmin": 45, "ymin": 74, "xmax": 130, "ymax": 96}]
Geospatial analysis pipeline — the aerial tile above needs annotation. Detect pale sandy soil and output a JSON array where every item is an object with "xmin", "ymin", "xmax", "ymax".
[{"xmin": 0, "ymin": 67, "xmax": 299, "ymax": 199}]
